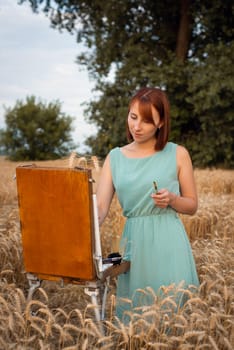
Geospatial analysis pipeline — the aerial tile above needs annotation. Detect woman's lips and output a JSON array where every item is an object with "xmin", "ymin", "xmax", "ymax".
[{"xmin": 134, "ymin": 133, "xmax": 143, "ymax": 138}]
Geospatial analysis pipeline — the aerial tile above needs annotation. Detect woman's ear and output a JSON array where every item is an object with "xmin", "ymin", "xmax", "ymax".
[{"xmin": 159, "ymin": 121, "xmax": 164, "ymax": 129}]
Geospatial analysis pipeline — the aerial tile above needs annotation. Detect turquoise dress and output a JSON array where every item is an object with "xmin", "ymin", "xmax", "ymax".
[{"xmin": 109, "ymin": 142, "xmax": 199, "ymax": 321}]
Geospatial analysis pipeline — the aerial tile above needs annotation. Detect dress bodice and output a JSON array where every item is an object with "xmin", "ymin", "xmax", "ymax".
[{"xmin": 110, "ymin": 142, "xmax": 180, "ymax": 218}]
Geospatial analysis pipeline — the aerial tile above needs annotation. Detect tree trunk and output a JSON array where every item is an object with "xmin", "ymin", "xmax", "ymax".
[{"xmin": 176, "ymin": 0, "xmax": 192, "ymax": 62}]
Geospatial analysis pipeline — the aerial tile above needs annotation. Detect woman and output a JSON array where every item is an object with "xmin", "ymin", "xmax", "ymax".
[{"xmin": 97, "ymin": 87, "xmax": 199, "ymax": 321}]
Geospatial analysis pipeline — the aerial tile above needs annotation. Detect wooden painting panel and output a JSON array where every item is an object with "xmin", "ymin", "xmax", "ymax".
[{"xmin": 16, "ymin": 166, "xmax": 96, "ymax": 281}]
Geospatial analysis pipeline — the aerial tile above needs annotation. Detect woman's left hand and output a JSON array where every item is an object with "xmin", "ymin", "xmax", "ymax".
[{"xmin": 151, "ymin": 189, "xmax": 175, "ymax": 208}]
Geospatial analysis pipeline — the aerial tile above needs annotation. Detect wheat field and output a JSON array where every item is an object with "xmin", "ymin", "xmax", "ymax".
[{"xmin": 0, "ymin": 155, "xmax": 233, "ymax": 349}]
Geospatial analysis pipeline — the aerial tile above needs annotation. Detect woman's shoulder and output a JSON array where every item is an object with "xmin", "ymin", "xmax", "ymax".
[
  {"xmin": 108, "ymin": 147, "xmax": 122, "ymax": 163},
  {"xmin": 109, "ymin": 147, "xmax": 120, "ymax": 156},
  {"xmin": 167, "ymin": 142, "xmax": 189, "ymax": 155},
  {"xmin": 110, "ymin": 144, "xmax": 131, "ymax": 157},
  {"xmin": 176, "ymin": 144, "xmax": 190, "ymax": 157},
  {"xmin": 166, "ymin": 142, "xmax": 192, "ymax": 167},
  {"xmin": 175, "ymin": 144, "xmax": 192, "ymax": 169}
]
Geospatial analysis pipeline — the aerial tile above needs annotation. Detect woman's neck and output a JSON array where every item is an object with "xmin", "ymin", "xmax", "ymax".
[
  {"xmin": 123, "ymin": 140, "xmax": 157, "ymax": 158},
  {"xmin": 132, "ymin": 140, "xmax": 156, "ymax": 151}
]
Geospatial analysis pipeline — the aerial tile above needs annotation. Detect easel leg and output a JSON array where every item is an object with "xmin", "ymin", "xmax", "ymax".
[
  {"xmin": 84, "ymin": 287, "xmax": 101, "ymax": 322},
  {"xmin": 101, "ymin": 277, "xmax": 110, "ymax": 321},
  {"xmin": 26, "ymin": 273, "xmax": 41, "ymax": 301}
]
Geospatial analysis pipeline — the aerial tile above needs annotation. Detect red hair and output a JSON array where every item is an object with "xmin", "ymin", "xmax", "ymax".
[{"xmin": 126, "ymin": 87, "xmax": 170, "ymax": 150}]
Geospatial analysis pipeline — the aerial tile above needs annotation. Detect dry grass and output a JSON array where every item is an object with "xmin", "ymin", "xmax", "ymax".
[{"xmin": 0, "ymin": 155, "xmax": 233, "ymax": 349}]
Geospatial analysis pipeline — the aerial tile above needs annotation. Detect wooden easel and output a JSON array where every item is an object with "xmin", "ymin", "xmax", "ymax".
[{"xmin": 16, "ymin": 164, "xmax": 129, "ymax": 322}]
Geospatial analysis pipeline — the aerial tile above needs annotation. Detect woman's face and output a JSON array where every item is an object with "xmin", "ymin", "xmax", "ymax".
[{"xmin": 127, "ymin": 101, "xmax": 161, "ymax": 144}]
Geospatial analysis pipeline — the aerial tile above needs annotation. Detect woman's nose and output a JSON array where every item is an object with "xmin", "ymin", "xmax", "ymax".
[{"xmin": 134, "ymin": 120, "xmax": 141, "ymax": 130}]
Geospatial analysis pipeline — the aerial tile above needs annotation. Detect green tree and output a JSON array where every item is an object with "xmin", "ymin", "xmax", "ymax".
[
  {"xmin": 0, "ymin": 96, "xmax": 75, "ymax": 161},
  {"xmin": 21, "ymin": 0, "xmax": 234, "ymax": 167}
]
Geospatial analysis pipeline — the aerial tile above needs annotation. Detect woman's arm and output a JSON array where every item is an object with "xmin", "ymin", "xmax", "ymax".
[
  {"xmin": 170, "ymin": 145, "xmax": 198, "ymax": 214},
  {"xmin": 96, "ymin": 154, "xmax": 115, "ymax": 225},
  {"xmin": 151, "ymin": 145, "xmax": 198, "ymax": 215}
]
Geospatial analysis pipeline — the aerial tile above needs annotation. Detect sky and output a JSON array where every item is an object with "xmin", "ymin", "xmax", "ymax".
[{"xmin": 0, "ymin": 0, "xmax": 97, "ymax": 152}]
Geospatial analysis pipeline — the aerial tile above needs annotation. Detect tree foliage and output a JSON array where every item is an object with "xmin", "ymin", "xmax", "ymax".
[
  {"xmin": 0, "ymin": 96, "xmax": 75, "ymax": 161},
  {"xmin": 21, "ymin": 0, "xmax": 234, "ymax": 167}
]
